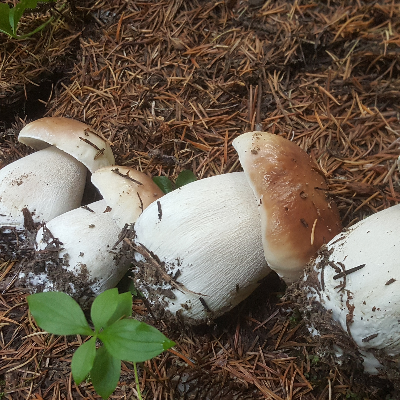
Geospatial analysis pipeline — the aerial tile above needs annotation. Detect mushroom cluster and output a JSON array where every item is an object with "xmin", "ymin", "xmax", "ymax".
[
  {"xmin": 130, "ymin": 131, "xmax": 342, "ymax": 323},
  {"xmin": 1, "ymin": 124, "xmax": 341, "ymax": 321},
  {"xmin": 0, "ymin": 117, "xmax": 163, "ymax": 302}
]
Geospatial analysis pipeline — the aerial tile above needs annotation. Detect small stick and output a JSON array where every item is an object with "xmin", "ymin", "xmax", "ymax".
[
  {"xmin": 255, "ymin": 80, "xmax": 262, "ymax": 131},
  {"xmin": 112, "ymin": 168, "xmax": 143, "ymax": 185},
  {"xmin": 157, "ymin": 201, "xmax": 162, "ymax": 221},
  {"xmin": 333, "ymin": 264, "xmax": 365, "ymax": 280},
  {"xmin": 310, "ymin": 218, "xmax": 318, "ymax": 245},
  {"xmin": 79, "ymin": 136, "xmax": 102, "ymax": 150}
]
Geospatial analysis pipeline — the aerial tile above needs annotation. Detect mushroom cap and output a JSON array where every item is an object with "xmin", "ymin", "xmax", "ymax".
[
  {"xmin": 91, "ymin": 166, "xmax": 164, "ymax": 228},
  {"xmin": 303, "ymin": 204, "xmax": 400, "ymax": 374},
  {"xmin": 0, "ymin": 146, "xmax": 87, "ymax": 227},
  {"xmin": 233, "ymin": 131, "xmax": 342, "ymax": 283},
  {"xmin": 30, "ymin": 200, "xmax": 126, "ymax": 297},
  {"xmin": 133, "ymin": 172, "xmax": 270, "ymax": 323},
  {"xmin": 18, "ymin": 117, "xmax": 115, "ymax": 172}
]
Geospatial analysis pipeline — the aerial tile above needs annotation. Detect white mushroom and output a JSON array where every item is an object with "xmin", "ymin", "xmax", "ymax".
[
  {"xmin": 0, "ymin": 117, "xmax": 115, "ymax": 228},
  {"xmin": 21, "ymin": 200, "xmax": 124, "ymax": 301},
  {"xmin": 131, "ymin": 132, "xmax": 343, "ymax": 323},
  {"xmin": 233, "ymin": 131, "xmax": 342, "ymax": 283},
  {"xmin": 0, "ymin": 147, "xmax": 87, "ymax": 227},
  {"xmin": 300, "ymin": 204, "xmax": 400, "ymax": 377},
  {"xmin": 132, "ymin": 172, "xmax": 270, "ymax": 323},
  {"xmin": 20, "ymin": 166, "xmax": 164, "ymax": 302},
  {"xmin": 91, "ymin": 166, "xmax": 164, "ymax": 228}
]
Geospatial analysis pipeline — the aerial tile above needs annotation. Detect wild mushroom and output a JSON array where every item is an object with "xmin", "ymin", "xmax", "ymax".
[
  {"xmin": 18, "ymin": 117, "xmax": 114, "ymax": 171},
  {"xmin": 131, "ymin": 132, "xmax": 342, "ymax": 323},
  {"xmin": 0, "ymin": 117, "xmax": 114, "ymax": 228},
  {"xmin": 20, "ymin": 165, "xmax": 163, "ymax": 304},
  {"xmin": 91, "ymin": 166, "xmax": 164, "ymax": 229},
  {"xmin": 297, "ymin": 204, "xmax": 400, "ymax": 382},
  {"xmin": 232, "ymin": 131, "xmax": 342, "ymax": 283},
  {"xmin": 131, "ymin": 172, "xmax": 270, "ymax": 323},
  {"xmin": 20, "ymin": 200, "xmax": 123, "ymax": 304}
]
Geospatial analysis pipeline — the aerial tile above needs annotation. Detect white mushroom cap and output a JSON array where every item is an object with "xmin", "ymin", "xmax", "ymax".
[
  {"xmin": 28, "ymin": 200, "xmax": 126, "ymax": 296},
  {"xmin": 304, "ymin": 204, "xmax": 400, "ymax": 375},
  {"xmin": 133, "ymin": 172, "xmax": 270, "ymax": 323},
  {"xmin": 233, "ymin": 131, "xmax": 342, "ymax": 283},
  {"xmin": 91, "ymin": 166, "xmax": 164, "ymax": 228},
  {"xmin": 18, "ymin": 117, "xmax": 115, "ymax": 172},
  {"xmin": 0, "ymin": 146, "xmax": 87, "ymax": 227}
]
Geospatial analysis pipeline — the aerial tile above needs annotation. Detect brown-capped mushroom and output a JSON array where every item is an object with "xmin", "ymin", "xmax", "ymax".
[
  {"xmin": 91, "ymin": 166, "xmax": 164, "ymax": 228},
  {"xmin": 233, "ymin": 131, "xmax": 342, "ymax": 283},
  {"xmin": 0, "ymin": 117, "xmax": 114, "ymax": 227}
]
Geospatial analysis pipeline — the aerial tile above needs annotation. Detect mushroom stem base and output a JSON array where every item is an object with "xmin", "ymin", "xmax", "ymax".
[{"xmin": 285, "ymin": 260, "xmax": 400, "ymax": 394}]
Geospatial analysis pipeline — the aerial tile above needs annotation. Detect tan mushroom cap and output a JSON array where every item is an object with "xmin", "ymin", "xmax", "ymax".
[
  {"xmin": 91, "ymin": 166, "xmax": 164, "ymax": 228},
  {"xmin": 233, "ymin": 131, "xmax": 342, "ymax": 283},
  {"xmin": 18, "ymin": 117, "xmax": 115, "ymax": 172}
]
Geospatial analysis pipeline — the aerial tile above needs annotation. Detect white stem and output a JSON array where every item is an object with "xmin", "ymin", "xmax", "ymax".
[{"xmin": 0, "ymin": 146, "xmax": 87, "ymax": 228}]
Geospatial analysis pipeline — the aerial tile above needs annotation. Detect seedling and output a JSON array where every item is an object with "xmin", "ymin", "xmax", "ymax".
[
  {"xmin": 0, "ymin": 0, "xmax": 57, "ymax": 39},
  {"xmin": 153, "ymin": 169, "xmax": 197, "ymax": 194},
  {"xmin": 27, "ymin": 289, "xmax": 175, "ymax": 399}
]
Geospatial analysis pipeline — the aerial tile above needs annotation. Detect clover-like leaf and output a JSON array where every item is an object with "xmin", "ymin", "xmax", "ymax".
[
  {"xmin": 71, "ymin": 337, "xmax": 96, "ymax": 385},
  {"xmin": 98, "ymin": 319, "xmax": 175, "ymax": 362},
  {"xmin": 91, "ymin": 345, "xmax": 121, "ymax": 399},
  {"xmin": 91, "ymin": 289, "xmax": 132, "ymax": 332},
  {"xmin": 27, "ymin": 292, "xmax": 93, "ymax": 336}
]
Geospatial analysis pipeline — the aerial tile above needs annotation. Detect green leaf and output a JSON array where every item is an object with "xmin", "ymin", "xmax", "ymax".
[
  {"xmin": 91, "ymin": 289, "xmax": 132, "ymax": 332},
  {"xmin": 152, "ymin": 176, "xmax": 174, "ymax": 194},
  {"xmin": 109, "ymin": 292, "xmax": 132, "ymax": 324},
  {"xmin": 16, "ymin": 15, "xmax": 54, "ymax": 39},
  {"xmin": 71, "ymin": 337, "xmax": 96, "ymax": 385},
  {"xmin": 1, "ymin": 0, "xmax": 55, "ymax": 38},
  {"xmin": 0, "ymin": 4, "xmax": 13, "ymax": 37},
  {"xmin": 98, "ymin": 319, "xmax": 175, "ymax": 362},
  {"xmin": 91, "ymin": 346, "xmax": 121, "ymax": 399},
  {"xmin": 27, "ymin": 292, "xmax": 93, "ymax": 336},
  {"xmin": 9, "ymin": 2, "xmax": 26, "ymax": 34},
  {"xmin": 175, "ymin": 170, "xmax": 197, "ymax": 188}
]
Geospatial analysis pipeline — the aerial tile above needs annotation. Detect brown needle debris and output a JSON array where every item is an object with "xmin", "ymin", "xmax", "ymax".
[{"xmin": 1, "ymin": 0, "xmax": 400, "ymax": 398}]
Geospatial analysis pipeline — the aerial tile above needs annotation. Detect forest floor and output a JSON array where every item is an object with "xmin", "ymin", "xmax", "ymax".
[{"xmin": 1, "ymin": 0, "xmax": 400, "ymax": 399}]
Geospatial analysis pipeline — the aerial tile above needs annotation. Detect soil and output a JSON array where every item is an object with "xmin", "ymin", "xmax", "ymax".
[{"xmin": 1, "ymin": 0, "xmax": 400, "ymax": 399}]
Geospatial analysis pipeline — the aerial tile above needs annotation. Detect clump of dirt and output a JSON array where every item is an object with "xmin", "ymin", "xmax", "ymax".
[{"xmin": 1, "ymin": 216, "xmax": 98, "ymax": 308}]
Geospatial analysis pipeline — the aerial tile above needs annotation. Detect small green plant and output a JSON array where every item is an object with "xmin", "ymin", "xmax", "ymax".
[
  {"xmin": 27, "ymin": 288, "xmax": 175, "ymax": 399},
  {"xmin": 289, "ymin": 308, "xmax": 302, "ymax": 327},
  {"xmin": 309, "ymin": 354, "xmax": 320, "ymax": 366},
  {"xmin": 153, "ymin": 169, "xmax": 197, "ymax": 194},
  {"xmin": 0, "ymin": 0, "xmax": 56, "ymax": 39}
]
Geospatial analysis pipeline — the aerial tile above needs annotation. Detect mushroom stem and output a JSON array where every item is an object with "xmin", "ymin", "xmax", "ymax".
[
  {"xmin": 21, "ymin": 200, "xmax": 126, "ymax": 305},
  {"xmin": 297, "ymin": 204, "xmax": 400, "ymax": 381},
  {"xmin": 132, "ymin": 172, "xmax": 270, "ymax": 323},
  {"xmin": 0, "ymin": 146, "xmax": 87, "ymax": 228}
]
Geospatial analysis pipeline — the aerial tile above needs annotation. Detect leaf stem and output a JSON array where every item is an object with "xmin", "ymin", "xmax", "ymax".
[{"xmin": 133, "ymin": 362, "xmax": 143, "ymax": 400}]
